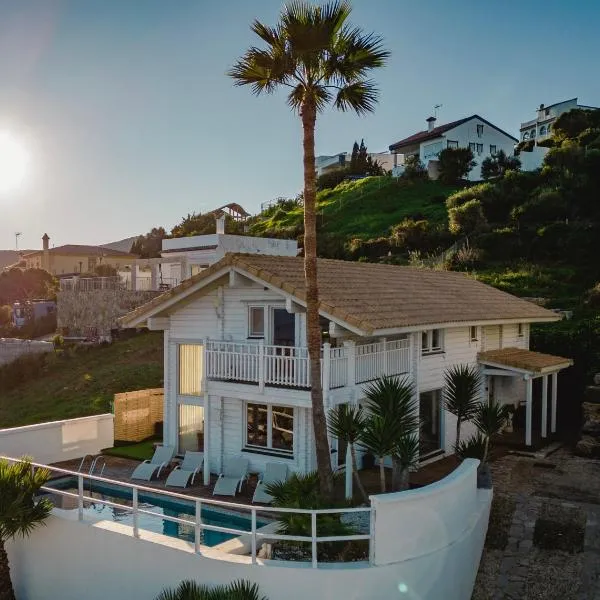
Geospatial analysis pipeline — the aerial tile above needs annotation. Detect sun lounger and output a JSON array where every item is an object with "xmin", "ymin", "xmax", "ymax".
[
  {"xmin": 212, "ymin": 457, "xmax": 249, "ymax": 496},
  {"xmin": 130, "ymin": 445, "xmax": 175, "ymax": 481},
  {"xmin": 165, "ymin": 451, "xmax": 204, "ymax": 488},
  {"xmin": 252, "ymin": 462, "xmax": 288, "ymax": 504}
]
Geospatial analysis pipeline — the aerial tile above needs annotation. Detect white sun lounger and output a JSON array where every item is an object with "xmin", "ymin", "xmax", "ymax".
[
  {"xmin": 165, "ymin": 451, "xmax": 204, "ymax": 488},
  {"xmin": 130, "ymin": 445, "xmax": 175, "ymax": 481},
  {"xmin": 212, "ymin": 457, "xmax": 249, "ymax": 496},
  {"xmin": 252, "ymin": 462, "xmax": 288, "ymax": 504}
]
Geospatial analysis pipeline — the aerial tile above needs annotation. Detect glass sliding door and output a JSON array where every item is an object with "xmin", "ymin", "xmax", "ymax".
[
  {"xmin": 178, "ymin": 344, "xmax": 203, "ymax": 397},
  {"xmin": 419, "ymin": 389, "xmax": 443, "ymax": 457},
  {"xmin": 178, "ymin": 404, "xmax": 204, "ymax": 453}
]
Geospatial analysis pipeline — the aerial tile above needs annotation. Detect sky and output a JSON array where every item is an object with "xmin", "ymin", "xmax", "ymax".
[{"xmin": 0, "ymin": 0, "xmax": 599, "ymax": 251}]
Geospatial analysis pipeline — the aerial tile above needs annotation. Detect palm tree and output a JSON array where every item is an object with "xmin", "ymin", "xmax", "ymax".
[
  {"xmin": 360, "ymin": 376, "xmax": 419, "ymax": 492},
  {"xmin": 0, "ymin": 458, "xmax": 52, "ymax": 600},
  {"xmin": 328, "ymin": 403, "xmax": 368, "ymax": 502},
  {"xmin": 229, "ymin": 1, "xmax": 389, "ymax": 498},
  {"xmin": 443, "ymin": 364, "xmax": 481, "ymax": 453},
  {"xmin": 155, "ymin": 579, "xmax": 266, "ymax": 600},
  {"xmin": 473, "ymin": 399, "xmax": 509, "ymax": 464}
]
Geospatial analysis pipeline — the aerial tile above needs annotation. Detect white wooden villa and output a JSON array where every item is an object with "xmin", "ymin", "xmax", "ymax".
[{"xmin": 120, "ymin": 253, "xmax": 573, "ymax": 483}]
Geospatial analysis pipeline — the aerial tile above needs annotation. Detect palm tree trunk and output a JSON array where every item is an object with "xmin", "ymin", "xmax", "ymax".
[
  {"xmin": 378, "ymin": 457, "xmax": 386, "ymax": 493},
  {"xmin": 350, "ymin": 443, "xmax": 369, "ymax": 503},
  {"xmin": 391, "ymin": 457, "xmax": 400, "ymax": 491},
  {"xmin": 398, "ymin": 466, "xmax": 410, "ymax": 491},
  {"xmin": 0, "ymin": 539, "xmax": 16, "ymax": 600},
  {"xmin": 482, "ymin": 435, "xmax": 490, "ymax": 465},
  {"xmin": 301, "ymin": 99, "xmax": 333, "ymax": 499},
  {"xmin": 455, "ymin": 417, "xmax": 461, "ymax": 454}
]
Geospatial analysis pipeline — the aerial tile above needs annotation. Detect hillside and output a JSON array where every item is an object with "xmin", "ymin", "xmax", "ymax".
[
  {"xmin": 0, "ymin": 250, "xmax": 33, "ymax": 270},
  {"xmin": 0, "ymin": 332, "xmax": 163, "ymax": 428},
  {"xmin": 249, "ymin": 177, "xmax": 457, "ymax": 241}
]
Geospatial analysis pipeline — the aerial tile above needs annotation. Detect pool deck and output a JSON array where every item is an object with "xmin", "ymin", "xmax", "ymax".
[{"xmin": 50, "ymin": 454, "xmax": 460, "ymax": 506}]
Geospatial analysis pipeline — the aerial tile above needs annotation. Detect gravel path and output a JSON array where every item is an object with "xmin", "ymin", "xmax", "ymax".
[{"xmin": 472, "ymin": 449, "xmax": 600, "ymax": 599}]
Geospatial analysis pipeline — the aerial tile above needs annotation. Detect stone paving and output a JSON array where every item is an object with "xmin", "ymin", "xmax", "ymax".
[{"xmin": 472, "ymin": 448, "xmax": 600, "ymax": 599}]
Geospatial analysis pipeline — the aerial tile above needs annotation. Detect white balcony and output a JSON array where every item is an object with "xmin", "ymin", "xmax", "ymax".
[{"xmin": 205, "ymin": 338, "xmax": 410, "ymax": 392}]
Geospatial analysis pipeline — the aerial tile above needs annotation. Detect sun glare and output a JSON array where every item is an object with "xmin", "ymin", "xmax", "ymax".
[{"xmin": 0, "ymin": 131, "xmax": 30, "ymax": 194}]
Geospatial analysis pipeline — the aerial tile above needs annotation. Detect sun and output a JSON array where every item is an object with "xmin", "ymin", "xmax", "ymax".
[{"xmin": 0, "ymin": 131, "xmax": 30, "ymax": 194}]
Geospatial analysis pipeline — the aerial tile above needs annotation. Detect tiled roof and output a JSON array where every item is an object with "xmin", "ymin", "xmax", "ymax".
[
  {"xmin": 478, "ymin": 347, "xmax": 573, "ymax": 373},
  {"xmin": 119, "ymin": 254, "xmax": 559, "ymax": 334},
  {"xmin": 23, "ymin": 244, "xmax": 137, "ymax": 258},
  {"xmin": 389, "ymin": 115, "xmax": 518, "ymax": 152}
]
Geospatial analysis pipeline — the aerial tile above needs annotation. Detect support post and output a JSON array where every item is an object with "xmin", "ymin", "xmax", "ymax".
[
  {"xmin": 551, "ymin": 372, "xmax": 558, "ymax": 433},
  {"xmin": 195, "ymin": 499, "xmax": 202, "ymax": 553},
  {"xmin": 541, "ymin": 375, "xmax": 548, "ymax": 438},
  {"xmin": 323, "ymin": 342, "xmax": 331, "ymax": 392},
  {"xmin": 258, "ymin": 340, "xmax": 265, "ymax": 392},
  {"xmin": 311, "ymin": 512, "xmax": 318, "ymax": 569},
  {"xmin": 345, "ymin": 442, "xmax": 353, "ymax": 501},
  {"xmin": 150, "ymin": 264, "xmax": 159, "ymax": 291},
  {"xmin": 77, "ymin": 474, "xmax": 84, "ymax": 521},
  {"xmin": 132, "ymin": 487, "xmax": 139, "ymax": 538},
  {"xmin": 130, "ymin": 264, "xmax": 137, "ymax": 291},
  {"xmin": 525, "ymin": 376, "xmax": 533, "ymax": 446},
  {"xmin": 343, "ymin": 340, "xmax": 356, "ymax": 387},
  {"xmin": 251, "ymin": 509, "xmax": 257, "ymax": 564},
  {"xmin": 203, "ymin": 391, "xmax": 211, "ymax": 486}
]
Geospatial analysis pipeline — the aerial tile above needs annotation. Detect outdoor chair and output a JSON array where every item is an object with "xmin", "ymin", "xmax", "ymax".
[
  {"xmin": 165, "ymin": 451, "xmax": 204, "ymax": 488},
  {"xmin": 212, "ymin": 456, "xmax": 249, "ymax": 496},
  {"xmin": 252, "ymin": 462, "xmax": 288, "ymax": 504},
  {"xmin": 130, "ymin": 445, "xmax": 175, "ymax": 481}
]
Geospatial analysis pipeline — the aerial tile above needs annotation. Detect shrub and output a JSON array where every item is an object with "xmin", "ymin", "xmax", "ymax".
[
  {"xmin": 401, "ymin": 155, "xmax": 428, "ymax": 181},
  {"xmin": 317, "ymin": 167, "xmax": 351, "ymax": 191},
  {"xmin": 476, "ymin": 228, "xmax": 522, "ymax": 261},
  {"xmin": 511, "ymin": 188, "xmax": 567, "ymax": 225},
  {"xmin": 446, "ymin": 184, "xmax": 490, "ymax": 210},
  {"xmin": 438, "ymin": 147, "xmax": 476, "ymax": 184},
  {"xmin": 448, "ymin": 199, "xmax": 488, "ymax": 236},
  {"xmin": 0, "ymin": 352, "xmax": 49, "ymax": 393},
  {"xmin": 0, "ymin": 305, "xmax": 11, "ymax": 326},
  {"xmin": 450, "ymin": 245, "xmax": 484, "ymax": 271}
]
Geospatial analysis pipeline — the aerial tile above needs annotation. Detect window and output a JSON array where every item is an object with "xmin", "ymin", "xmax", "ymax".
[
  {"xmin": 178, "ymin": 344, "xmax": 203, "ymax": 396},
  {"xmin": 470, "ymin": 326, "xmax": 479, "ymax": 342},
  {"xmin": 477, "ymin": 124, "xmax": 484, "ymax": 137},
  {"xmin": 518, "ymin": 323, "xmax": 524, "ymax": 337},
  {"xmin": 469, "ymin": 142, "xmax": 476, "ymax": 152},
  {"xmin": 547, "ymin": 124, "xmax": 552, "ymax": 133},
  {"xmin": 447, "ymin": 140, "xmax": 459, "ymax": 149},
  {"xmin": 523, "ymin": 132, "xmax": 530, "ymax": 140},
  {"xmin": 248, "ymin": 306, "xmax": 265, "ymax": 338},
  {"xmin": 539, "ymin": 125, "xmax": 547, "ymax": 136},
  {"xmin": 87, "ymin": 257, "xmax": 97, "ymax": 271},
  {"xmin": 530, "ymin": 129, "xmax": 536, "ymax": 138},
  {"xmin": 178, "ymin": 404, "xmax": 204, "ymax": 452},
  {"xmin": 420, "ymin": 390, "xmax": 442, "ymax": 456},
  {"xmin": 489, "ymin": 144, "xmax": 497, "ymax": 155},
  {"xmin": 246, "ymin": 403, "xmax": 294, "ymax": 455},
  {"xmin": 476, "ymin": 143, "xmax": 483, "ymax": 154},
  {"xmin": 422, "ymin": 329, "xmax": 443, "ymax": 354},
  {"xmin": 545, "ymin": 108, "xmax": 550, "ymax": 117}
]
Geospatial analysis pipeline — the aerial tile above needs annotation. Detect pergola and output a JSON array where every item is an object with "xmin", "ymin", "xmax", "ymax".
[{"xmin": 478, "ymin": 347, "xmax": 573, "ymax": 446}]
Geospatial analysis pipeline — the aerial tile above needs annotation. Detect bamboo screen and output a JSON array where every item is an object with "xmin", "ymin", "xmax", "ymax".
[{"xmin": 113, "ymin": 388, "xmax": 164, "ymax": 442}]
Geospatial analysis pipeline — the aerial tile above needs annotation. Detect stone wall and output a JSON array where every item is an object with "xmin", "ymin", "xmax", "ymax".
[
  {"xmin": 0, "ymin": 338, "xmax": 54, "ymax": 366},
  {"xmin": 57, "ymin": 289, "xmax": 160, "ymax": 337}
]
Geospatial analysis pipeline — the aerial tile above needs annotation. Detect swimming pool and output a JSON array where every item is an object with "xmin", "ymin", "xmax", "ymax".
[{"xmin": 45, "ymin": 477, "xmax": 268, "ymax": 547}]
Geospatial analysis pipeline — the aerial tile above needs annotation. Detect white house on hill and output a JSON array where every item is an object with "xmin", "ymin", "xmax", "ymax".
[
  {"xmin": 120, "ymin": 254, "xmax": 572, "ymax": 484},
  {"xmin": 389, "ymin": 115, "xmax": 518, "ymax": 181}
]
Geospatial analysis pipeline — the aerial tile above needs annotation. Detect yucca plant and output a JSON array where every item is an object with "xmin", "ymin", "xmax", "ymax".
[
  {"xmin": 155, "ymin": 579, "xmax": 266, "ymax": 600},
  {"xmin": 360, "ymin": 376, "xmax": 420, "ymax": 492},
  {"xmin": 327, "ymin": 403, "xmax": 368, "ymax": 502},
  {"xmin": 473, "ymin": 399, "xmax": 510, "ymax": 464},
  {"xmin": 229, "ymin": 1, "xmax": 389, "ymax": 498},
  {"xmin": 456, "ymin": 432, "xmax": 487, "ymax": 461},
  {"xmin": 443, "ymin": 364, "xmax": 482, "ymax": 452},
  {"xmin": 0, "ymin": 458, "xmax": 52, "ymax": 600}
]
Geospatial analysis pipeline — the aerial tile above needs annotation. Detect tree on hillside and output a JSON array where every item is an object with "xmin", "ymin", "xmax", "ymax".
[
  {"xmin": 349, "ymin": 140, "xmax": 360, "ymax": 172},
  {"xmin": 0, "ymin": 269, "xmax": 57, "ymax": 306},
  {"xmin": 438, "ymin": 147, "xmax": 476, "ymax": 184},
  {"xmin": 0, "ymin": 458, "xmax": 53, "ymax": 600},
  {"xmin": 130, "ymin": 227, "xmax": 167, "ymax": 259},
  {"xmin": 480, "ymin": 149, "xmax": 521, "ymax": 180},
  {"xmin": 229, "ymin": 0, "xmax": 389, "ymax": 498},
  {"xmin": 348, "ymin": 138, "xmax": 384, "ymax": 176}
]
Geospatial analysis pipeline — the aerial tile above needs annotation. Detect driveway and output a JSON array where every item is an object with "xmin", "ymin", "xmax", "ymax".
[{"xmin": 472, "ymin": 448, "xmax": 600, "ymax": 599}]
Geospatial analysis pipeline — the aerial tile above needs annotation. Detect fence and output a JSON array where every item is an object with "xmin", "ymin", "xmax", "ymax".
[
  {"xmin": 0, "ymin": 338, "xmax": 54, "ymax": 367},
  {"xmin": 113, "ymin": 388, "xmax": 164, "ymax": 442}
]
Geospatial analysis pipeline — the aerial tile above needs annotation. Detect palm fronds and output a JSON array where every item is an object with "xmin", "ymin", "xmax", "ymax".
[{"xmin": 155, "ymin": 579, "xmax": 266, "ymax": 600}]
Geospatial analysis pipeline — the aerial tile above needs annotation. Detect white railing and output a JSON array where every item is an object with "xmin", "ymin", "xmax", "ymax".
[
  {"xmin": 355, "ymin": 338, "xmax": 410, "ymax": 384},
  {"xmin": 3, "ymin": 457, "xmax": 371, "ymax": 568},
  {"xmin": 205, "ymin": 338, "xmax": 411, "ymax": 391},
  {"xmin": 59, "ymin": 277, "xmax": 179, "ymax": 293}
]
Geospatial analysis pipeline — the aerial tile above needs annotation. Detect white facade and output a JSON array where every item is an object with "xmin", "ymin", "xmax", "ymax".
[
  {"xmin": 518, "ymin": 98, "xmax": 598, "ymax": 170},
  {"xmin": 140, "ymin": 265, "xmax": 541, "ymax": 481},
  {"xmin": 316, "ymin": 150, "xmax": 395, "ymax": 176},
  {"xmin": 390, "ymin": 116, "xmax": 518, "ymax": 181}
]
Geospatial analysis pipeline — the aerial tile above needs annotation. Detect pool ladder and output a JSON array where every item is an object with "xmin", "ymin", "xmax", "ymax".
[{"xmin": 77, "ymin": 454, "xmax": 107, "ymax": 477}]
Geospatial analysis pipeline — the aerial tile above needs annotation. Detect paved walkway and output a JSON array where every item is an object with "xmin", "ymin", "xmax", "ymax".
[{"xmin": 473, "ymin": 448, "xmax": 600, "ymax": 599}]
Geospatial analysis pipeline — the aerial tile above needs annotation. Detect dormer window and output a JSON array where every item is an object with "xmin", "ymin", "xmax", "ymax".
[
  {"xmin": 422, "ymin": 329, "xmax": 443, "ymax": 355},
  {"xmin": 477, "ymin": 124, "xmax": 484, "ymax": 137}
]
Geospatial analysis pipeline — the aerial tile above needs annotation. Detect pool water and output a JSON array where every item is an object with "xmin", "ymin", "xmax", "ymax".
[{"xmin": 46, "ymin": 477, "xmax": 267, "ymax": 547}]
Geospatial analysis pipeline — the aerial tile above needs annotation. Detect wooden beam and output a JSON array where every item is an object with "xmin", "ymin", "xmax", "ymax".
[
  {"xmin": 481, "ymin": 368, "xmax": 520, "ymax": 377},
  {"xmin": 147, "ymin": 317, "xmax": 169, "ymax": 330},
  {"xmin": 229, "ymin": 269, "xmax": 253, "ymax": 288},
  {"xmin": 285, "ymin": 297, "xmax": 306, "ymax": 314}
]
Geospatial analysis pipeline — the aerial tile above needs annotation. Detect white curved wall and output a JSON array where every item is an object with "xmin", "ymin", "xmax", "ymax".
[{"xmin": 7, "ymin": 459, "xmax": 489, "ymax": 600}]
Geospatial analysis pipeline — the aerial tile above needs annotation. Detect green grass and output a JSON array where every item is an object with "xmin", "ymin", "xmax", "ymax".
[
  {"xmin": 103, "ymin": 438, "xmax": 158, "ymax": 461},
  {"xmin": 250, "ymin": 177, "xmax": 457, "ymax": 241},
  {"xmin": 0, "ymin": 332, "xmax": 163, "ymax": 428}
]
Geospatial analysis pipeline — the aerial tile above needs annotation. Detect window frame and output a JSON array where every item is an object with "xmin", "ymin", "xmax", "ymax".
[
  {"xmin": 518, "ymin": 323, "xmax": 524, "ymax": 338},
  {"xmin": 419, "ymin": 388, "xmax": 444, "ymax": 458},
  {"xmin": 446, "ymin": 140, "xmax": 459, "ymax": 149},
  {"xmin": 523, "ymin": 131, "xmax": 529, "ymax": 140},
  {"xmin": 248, "ymin": 305, "xmax": 265, "ymax": 339},
  {"xmin": 489, "ymin": 144, "xmax": 497, "ymax": 155},
  {"xmin": 476, "ymin": 143, "xmax": 484, "ymax": 154},
  {"xmin": 422, "ymin": 329, "xmax": 444, "ymax": 355},
  {"xmin": 470, "ymin": 325, "xmax": 479, "ymax": 342},
  {"xmin": 477, "ymin": 124, "xmax": 484, "ymax": 137},
  {"xmin": 468, "ymin": 142, "xmax": 476, "ymax": 152},
  {"xmin": 178, "ymin": 343, "xmax": 204, "ymax": 397},
  {"xmin": 244, "ymin": 402, "xmax": 295, "ymax": 457}
]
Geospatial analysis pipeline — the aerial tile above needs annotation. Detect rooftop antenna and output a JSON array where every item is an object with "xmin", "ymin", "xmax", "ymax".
[
  {"xmin": 15, "ymin": 232, "xmax": 22, "ymax": 251},
  {"xmin": 433, "ymin": 104, "xmax": 443, "ymax": 118}
]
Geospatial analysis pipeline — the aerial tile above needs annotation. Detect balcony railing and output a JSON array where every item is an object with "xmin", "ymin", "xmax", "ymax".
[
  {"xmin": 205, "ymin": 337, "xmax": 410, "ymax": 391},
  {"xmin": 59, "ymin": 276, "xmax": 180, "ymax": 292}
]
